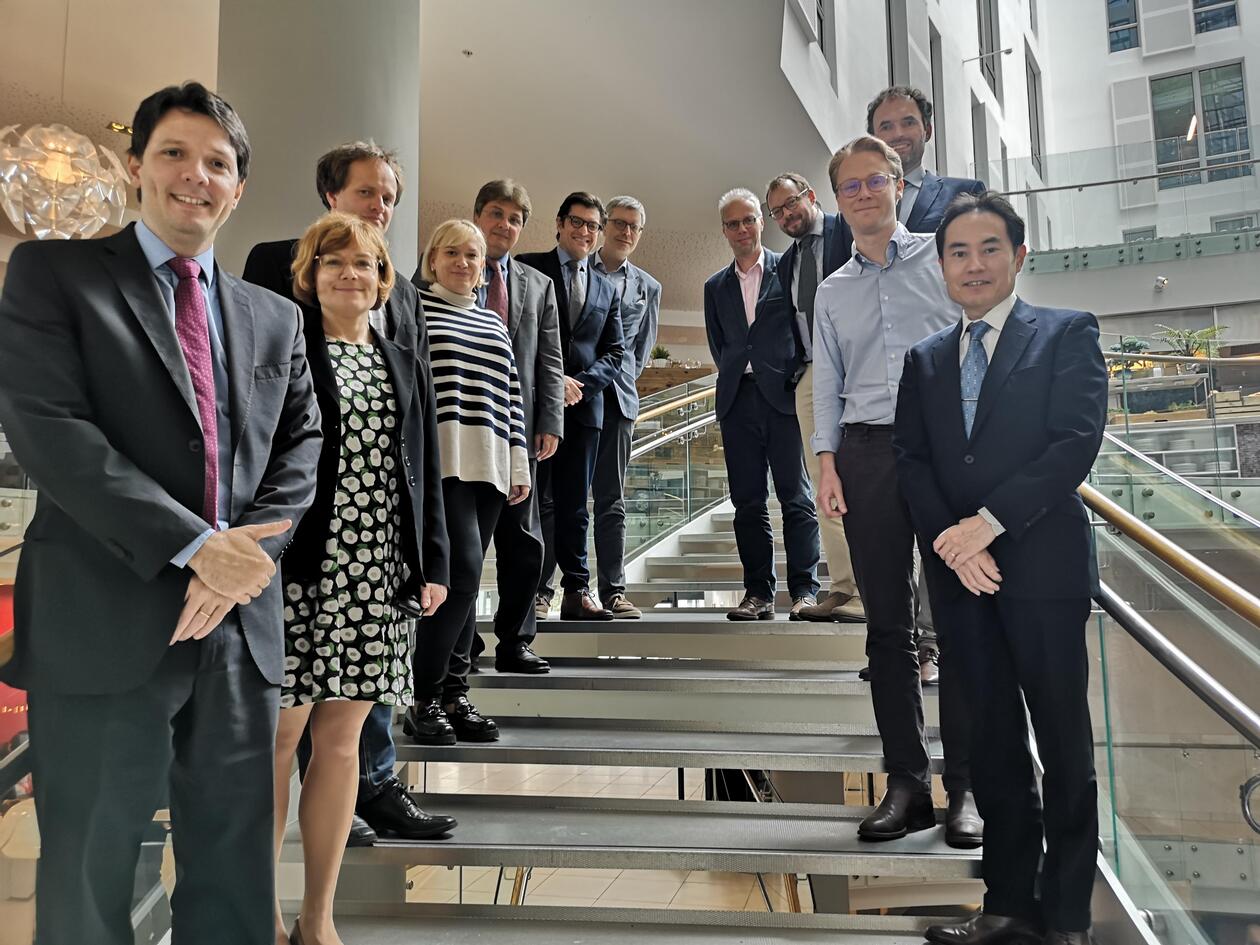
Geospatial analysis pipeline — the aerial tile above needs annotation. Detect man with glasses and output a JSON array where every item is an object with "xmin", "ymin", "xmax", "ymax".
[
  {"xmin": 704, "ymin": 188, "xmax": 820, "ymax": 621},
  {"xmin": 519, "ymin": 193, "xmax": 625, "ymax": 620},
  {"xmin": 592, "ymin": 196, "xmax": 661, "ymax": 619},
  {"xmin": 765, "ymin": 173, "xmax": 863, "ymax": 625},
  {"xmin": 812, "ymin": 136, "xmax": 980, "ymax": 847}
]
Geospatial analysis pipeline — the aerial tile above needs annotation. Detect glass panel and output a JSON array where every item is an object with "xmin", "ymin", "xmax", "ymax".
[
  {"xmin": 1193, "ymin": 1, "xmax": 1240, "ymax": 33},
  {"xmin": 1109, "ymin": 25, "xmax": 1139, "ymax": 52},
  {"xmin": 1107, "ymin": 0, "xmax": 1137, "ymax": 29},
  {"xmin": 1201, "ymin": 64, "xmax": 1251, "ymax": 184},
  {"xmin": 1152, "ymin": 73, "xmax": 1202, "ymax": 189}
]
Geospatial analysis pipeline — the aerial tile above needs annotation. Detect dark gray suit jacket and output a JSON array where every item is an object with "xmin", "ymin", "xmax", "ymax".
[{"xmin": 0, "ymin": 225, "xmax": 323, "ymax": 694}]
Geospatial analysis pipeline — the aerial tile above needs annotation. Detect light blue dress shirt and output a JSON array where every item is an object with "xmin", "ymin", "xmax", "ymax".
[
  {"xmin": 810, "ymin": 223, "xmax": 959, "ymax": 454},
  {"xmin": 133, "ymin": 222, "xmax": 235, "ymax": 565}
]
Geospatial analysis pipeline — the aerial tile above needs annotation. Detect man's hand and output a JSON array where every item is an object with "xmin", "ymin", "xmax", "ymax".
[
  {"xmin": 953, "ymin": 549, "xmax": 1002, "ymax": 596},
  {"xmin": 933, "ymin": 515, "xmax": 996, "ymax": 569},
  {"xmin": 562, "ymin": 376, "xmax": 584, "ymax": 406},
  {"xmin": 507, "ymin": 484, "xmax": 531, "ymax": 506},
  {"xmin": 420, "ymin": 583, "xmax": 448, "ymax": 617},
  {"xmin": 171, "ymin": 575, "xmax": 235, "ymax": 644},
  {"xmin": 535, "ymin": 433, "xmax": 559, "ymax": 461},
  {"xmin": 188, "ymin": 519, "xmax": 291, "ymax": 605},
  {"xmin": 816, "ymin": 466, "xmax": 847, "ymax": 519}
]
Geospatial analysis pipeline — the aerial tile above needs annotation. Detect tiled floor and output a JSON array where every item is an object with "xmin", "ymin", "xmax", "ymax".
[{"xmin": 403, "ymin": 762, "xmax": 812, "ymax": 912}]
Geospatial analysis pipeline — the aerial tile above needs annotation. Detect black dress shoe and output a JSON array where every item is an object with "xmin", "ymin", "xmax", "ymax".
[
  {"xmin": 726, "ymin": 594, "xmax": 773, "ymax": 620},
  {"xmin": 495, "ymin": 642, "xmax": 550, "ymax": 674},
  {"xmin": 444, "ymin": 694, "xmax": 499, "ymax": 742},
  {"xmin": 945, "ymin": 789, "xmax": 984, "ymax": 849},
  {"xmin": 858, "ymin": 665, "xmax": 871, "ymax": 681},
  {"xmin": 357, "ymin": 776, "xmax": 457, "ymax": 840},
  {"xmin": 857, "ymin": 784, "xmax": 935, "ymax": 841},
  {"xmin": 346, "ymin": 813, "xmax": 377, "ymax": 847},
  {"xmin": 402, "ymin": 698, "xmax": 456, "ymax": 745},
  {"xmin": 925, "ymin": 912, "xmax": 1043, "ymax": 945}
]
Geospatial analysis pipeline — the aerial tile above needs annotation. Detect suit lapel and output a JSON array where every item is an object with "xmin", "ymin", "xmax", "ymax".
[
  {"xmin": 930, "ymin": 321, "xmax": 966, "ymax": 441},
  {"xmin": 969, "ymin": 301, "xmax": 1037, "ymax": 442},
  {"xmin": 907, "ymin": 173, "xmax": 943, "ymax": 232},
  {"xmin": 102, "ymin": 228, "xmax": 199, "ymax": 422},
  {"xmin": 217, "ymin": 272, "xmax": 256, "ymax": 454},
  {"xmin": 776, "ymin": 243, "xmax": 796, "ymax": 309},
  {"xmin": 754, "ymin": 249, "xmax": 776, "ymax": 308},
  {"xmin": 721, "ymin": 262, "xmax": 746, "ymax": 336},
  {"xmin": 372, "ymin": 328, "xmax": 417, "ymax": 410},
  {"xmin": 508, "ymin": 258, "xmax": 527, "ymax": 339}
]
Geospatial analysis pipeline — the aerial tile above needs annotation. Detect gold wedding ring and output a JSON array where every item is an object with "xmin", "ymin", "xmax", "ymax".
[{"xmin": 198, "ymin": 609, "xmax": 213, "ymax": 617}]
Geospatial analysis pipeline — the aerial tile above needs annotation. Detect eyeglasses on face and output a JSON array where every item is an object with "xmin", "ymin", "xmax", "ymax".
[
  {"xmin": 316, "ymin": 254, "xmax": 379, "ymax": 275},
  {"xmin": 722, "ymin": 215, "xmax": 760, "ymax": 233},
  {"xmin": 565, "ymin": 214, "xmax": 603, "ymax": 233},
  {"xmin": 836, "ymin": 173, "xmax": 895, "ymax": 199},
  {"xmin": 767, "ymin": 188, "xmax": 810, "ymax": 220},
  {"xmin": 608, "ymin": 218, "xmax": 643, "ymax": 235}
]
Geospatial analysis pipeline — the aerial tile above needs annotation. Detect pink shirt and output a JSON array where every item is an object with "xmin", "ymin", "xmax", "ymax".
[{"xmin": 735, "ymin": 256, "xmax": 763, "ymax": 326}]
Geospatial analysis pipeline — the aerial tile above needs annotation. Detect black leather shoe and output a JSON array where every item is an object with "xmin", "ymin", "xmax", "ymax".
[
  {"xmin": 495, "ymin": 642, "xmax": 550, "ymax": 674},
  {"xmin": 402, "ymin": 698, "xmax": 456, "ymax": 745},
  {"xmin": 946, "ymin": 789, "xmax": 984, "ymax": 849},
  {"xmin": 727, "ymin": 594, "xmax": 773, "ymax": 620},
  {"xmin": 925, "ymin": 912, "xmax": 1043, "ymax": 945},
  {"xmin": 357, "ymin": 776, "xmax": 457, "ymax": 840},
  {"xmin": 1043, "ymin": 931, "xmax": 1093, "ymax": 945},
  {"xmin": 858, "ymin": 665, "xmax": 871, "ymax": 681},
  {"xmin": 346, "ymin": 813, "xmax": 377, "ymax": 847},
  {"xmin": 857, "ymin": 785, "xmax": 935, "ymax": 841},
  {"xmin": 444, "ymin": 694, "xmax": 499, "ymax": 742}
]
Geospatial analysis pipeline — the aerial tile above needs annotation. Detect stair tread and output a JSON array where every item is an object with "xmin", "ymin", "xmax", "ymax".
[
  {"xmin": 483, "ymin": 613, "xmax": 864, "ymax": 635},
  {"xmin": 466, "ymin": 660, "xmax": 896, "ymax": 694}
]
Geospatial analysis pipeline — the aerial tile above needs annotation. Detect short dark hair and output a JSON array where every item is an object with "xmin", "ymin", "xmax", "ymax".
[
  {"xmin": 129, "ymin": 81, "xmax": 252, "ymax": 182},
  {"xmin": 315, "ymin": 141, "xmax": 405, "ymax": 209},
  {"xmin": 935, "ymin": 191, "xmax": 1026, "ymax": 257},
  {"xmin": 866, "ymin": 85, "xmax": 934, "ymax": 134},
  {"xmin": 474, "ymin": 179, "xmax": 532, "ymax": 223},
  {"xmin": 557, "ymin": 191, "xmax": 606, "ymax": 225}
]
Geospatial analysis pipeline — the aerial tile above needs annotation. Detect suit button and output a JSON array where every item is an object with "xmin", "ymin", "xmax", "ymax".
[
  {"xmin": 188, "ymin": 439, "xmax": 202, "ymax": 453},
  {"xmin": 745, "ymin": 345, "xmax": 752, "ymax": 351},
  {"xmin": 963, "ymin": 454, "xmax": 975, "ymax": 464},
  {"xmin": 403, "ymin": 456, "xmax": 411, "ymax": 466},
  {"xmin": 408, "ymin": 476, "xmax": 416, "ymax": 486}
]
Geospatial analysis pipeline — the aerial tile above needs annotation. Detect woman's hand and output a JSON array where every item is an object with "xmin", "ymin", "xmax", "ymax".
[{"xmin": 507, "ymin": 484, "xmax": 531, "ymax": 506}]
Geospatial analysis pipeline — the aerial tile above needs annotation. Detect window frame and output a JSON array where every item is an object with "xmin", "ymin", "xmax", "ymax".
[
  {"xmin": 1192, "ymin": 0, "xmax": 1239, "ymax": 35},
  {"xmin": 1108, "ymin": 0, "xmax": 1140, "ymax": 53},
  {"xmin": 1150, "ymin": 60, "xmax": 1251, "ymax": 190},
  {"xmin": 1026, "ymin": 45, "xmax": 1046, "ymax": 178},
  {"xmin": 976, "ymin": 0, "xmax": 1003, "ymax": 102}
]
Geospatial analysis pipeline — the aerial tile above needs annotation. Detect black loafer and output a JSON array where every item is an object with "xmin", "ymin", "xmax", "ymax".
[
  {"xmin": 857, "ymin": 784, "xmax": 935, "ymax": 841},
  {"xmin": 346, "ymin": 813, "xmax": 377, "ymax": 847},
  {"xmin": 402, "ymin": 698, "xmax": 456, "ymax": 745},
  {"xmin": 945, "ymin": 789, "xmax": 984, "ymax": 849},
  {"xmin": 357, "ymin": 777, "xmax": 457, "ymax": 840},
  {"xmin": 444, "ymin": 695, "xmax": 499, "ymax": 742},
  {"xmin": 925, "ymin": 912, "xmax": 1043, "ymax": 945},
  {"xmin": 495, "ymin": 642, "xmax": 550, "ymax": 674}
]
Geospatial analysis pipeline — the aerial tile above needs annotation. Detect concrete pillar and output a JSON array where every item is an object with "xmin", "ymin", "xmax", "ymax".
[{"xmin": 214, "ymin": 0, "xmax": 421, "ymax": 274}]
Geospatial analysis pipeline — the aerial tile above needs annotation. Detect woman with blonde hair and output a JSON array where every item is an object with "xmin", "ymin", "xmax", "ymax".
[
  {"xmin": 402, "ymin": 219, "xmax": 531, "ymax": 747},
  {"xmin": 274, "ymin": 211, "xmax": 454, "ymax": 945}
]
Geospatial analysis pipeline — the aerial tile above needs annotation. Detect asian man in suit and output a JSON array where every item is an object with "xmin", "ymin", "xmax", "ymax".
[
  {"xmin": 518, "ymin": 192, "xmax": 625, "ymax": 621},
  {"xmin": 0, "ymin": 82, "xmax": 323, "ymax": 945},
  {"xmin": 894, "ymin": 192, "xmax": 1107, "ymax": 945}
]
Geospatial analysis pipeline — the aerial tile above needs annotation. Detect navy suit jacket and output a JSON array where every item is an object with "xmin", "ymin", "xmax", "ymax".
[
  {"xmin": 892, "ymin": 299, "xmax": 1107, "ymax": 601},
  {"xmin": 516, "ymin": 249, "xmax": 625, "ymax": 429},
  {"xmin": 777, "ymin": 212, "xmax": 849, "ymax": 385},
  {"xmin": 904, "ymin": 172, "xmax": 988, "ymax": 234},
  {"xmin": 704, "ymin": 248, "xmax": 796, "ymax": 421}
]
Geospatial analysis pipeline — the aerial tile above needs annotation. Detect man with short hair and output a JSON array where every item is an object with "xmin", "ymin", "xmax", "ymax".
[
  {"xmin": 242, "ymin": 142, "xmax": 454, "ymax": 846},
  {"xmin": 813, "ymin": 136, "xmax": 979, "ymax": 846},
  {"xmin": 519, "ymin": 193, "xmax": 625, "ymax": 620},
  {"xmin": 765, "ymin": 172, "xmax": 863, "ymax": 624},
  {"xmin": 0, "ymin": 81, "xmax": 323, "ymax": 945},
  {"xmin": 705, "ymin": 188, "xmax": 820, "ymax": 621},
  {"xmin": 898, "ymin": 193, "xmax": 1106, "ymax": 945},
  {"xmin": 592, "ymin": 195, "xmax": 661, "ymax": 619}
]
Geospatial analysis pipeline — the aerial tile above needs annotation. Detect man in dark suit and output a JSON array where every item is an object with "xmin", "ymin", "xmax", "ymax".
[
  {"xmin": 518, "ymin": 192, "xmax": 625, "ymax": 620},
  {"xmin": 0, "ymin": 83, "xmax": 323, "ymax": 945},
  {"xmin": 894, "ymin": 193, "xmax": 1106, "ymax": 945},
  {"xmin": 242, "ymin": 142, "xmax": 453, "ymax": 845},
  {"xmin": 592, "ymin": 195, "xmax": 661, "ymax": 619},
  {"xmin": 705, "ymin": 188, "xmax": 820, "ymax": 621},
  {"xmin": 766, "ymin": 173, "xmax": 863, "ymax": 624}
]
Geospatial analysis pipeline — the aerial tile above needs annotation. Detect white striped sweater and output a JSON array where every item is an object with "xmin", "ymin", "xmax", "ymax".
[{"xmin": 420, "ymin": 286, "xmax": 530, "ymax": 496}]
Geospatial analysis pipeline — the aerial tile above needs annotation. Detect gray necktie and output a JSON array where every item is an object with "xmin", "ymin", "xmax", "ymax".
[
  {"xmin": 961, "ymin": 320, "xmax": 992, "ymax": 437},
  {"xmin": 797, "ymin": 234, "xmax": 818, "ymax": 338},
  {"xmin": 566, "ymin": 258, "xmax": 586, "ymax": 327}
]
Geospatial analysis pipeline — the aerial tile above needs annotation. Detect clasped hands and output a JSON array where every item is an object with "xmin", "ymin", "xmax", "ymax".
[
  {"xmin": 562, "ymin": 375, "xmax": 584, "ymax": 407},
  {"xmin": 172, "ymin": 519, "xmax": 291, "ymax": 645},
  {"xmin": 934, "ymin": 515, "xmax": 1002, "ymax": 596}
]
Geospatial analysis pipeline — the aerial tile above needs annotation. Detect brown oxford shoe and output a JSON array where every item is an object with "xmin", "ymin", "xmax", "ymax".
[
  {"xmin": 727, "ymin": 594, "xmax": 774, "ymax": 621},
  {"xmin": 560, "ymin": 589, "xmax": 614, "ymax": 620}
]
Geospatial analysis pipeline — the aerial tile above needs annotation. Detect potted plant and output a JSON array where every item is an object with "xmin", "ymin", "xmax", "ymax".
[
  {"xmin": 650, "ymin": 344, "xmax": 671, "ymax": 368},
  {"xmin": 1153, "ymin": 324, "xmax": 1228, "ymax": 374}
]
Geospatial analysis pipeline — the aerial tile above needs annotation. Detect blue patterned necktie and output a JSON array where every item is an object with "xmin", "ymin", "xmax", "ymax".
[{"xmin": 961, "ymin": 320, "xmax": 991, "ymax": 437}]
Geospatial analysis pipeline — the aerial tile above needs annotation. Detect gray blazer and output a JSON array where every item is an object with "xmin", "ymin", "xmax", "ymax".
[{"xmin": 608, "ymin": 260, "xmax": 661, "ymax": 421}]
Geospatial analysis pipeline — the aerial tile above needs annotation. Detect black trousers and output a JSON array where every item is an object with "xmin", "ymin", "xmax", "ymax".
[
  {"xmin": 719, "ymin": 376, "xmax": 820, "ymax": 600},
  {"xmin": 538, "ymin": 418, "xmax": 601, "ymax": 596},
  {"xmin": 835, "ymin": 425, "xmax": 931, "ymax": 792},
  {"xmin": 942, "ymin": 592, "xmax": 1098, "ymax": 932},
  {"xmin": 413, "ymin": 478, "xmax": 502, "ymax": 702},
  {"xmin": 27, "ymin": 615, "xmax": 278, "ymax": 945},
  {"xmin": 593, "ymin": 398, "xmax": 635, "ymax": 601}
]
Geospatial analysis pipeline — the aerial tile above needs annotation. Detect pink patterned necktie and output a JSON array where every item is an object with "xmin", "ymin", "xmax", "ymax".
[
  {"xmin": 486, "ymin": 257, "xmax": 508, "ymax": 325},
  {"xmin": 166, "ymin": 257, "xmax": 219, "ymax": 525}
]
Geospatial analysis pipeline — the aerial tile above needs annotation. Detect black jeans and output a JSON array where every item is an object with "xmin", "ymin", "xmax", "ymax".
[
  {"xmin": 593, "ymin": 398, "xmax": 634, "ymax": 601},
  {"xmin": 538, "ymin": 418, "xmax": 601, "ymax": 596},
  {"xmin": 413, "ymin": 478, "xmax": 502, "ymax": 702}
]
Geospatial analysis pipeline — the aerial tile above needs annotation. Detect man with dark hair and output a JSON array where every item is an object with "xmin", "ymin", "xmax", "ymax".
[
  {"xmin": 0, "ymin": 81, "xmax": 323, "ymax": 944},
  {"xmin": 242, "ymin": 143, "xmax": 454, "ymax": 846},
  {"xmin": 519, "ymin": 193, "xmax": 625, "ymax": 620},
  {"xmin": 898, "ymin": 191, "xmax": 1105, "ymax": 945}
]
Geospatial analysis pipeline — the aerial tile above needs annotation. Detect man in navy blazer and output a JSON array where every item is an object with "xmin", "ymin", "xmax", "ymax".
[
  {"xmin": 894, "ymin": 193, "xmax": 1106, "ymax": 945},
  {"xmin": 704, "ymin": 188, "xmax": 819, "ymax": 620},
  {"xmin": 518, "ymin": 192, "xmax": 625, "ymax": 621}
]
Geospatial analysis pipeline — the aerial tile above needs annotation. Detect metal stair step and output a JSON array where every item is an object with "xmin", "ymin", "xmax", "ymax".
[
  {"xmin": 336, "ymin": 793, "xmax": 980, "ymax": 877},
  {"xmin": 486, "ymin": 613, "xmax": 863, "ymax": 635}
]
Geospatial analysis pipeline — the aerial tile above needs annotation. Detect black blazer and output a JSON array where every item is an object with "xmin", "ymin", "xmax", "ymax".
[
  {"xmin": 704, "ymin": 248, "xmax": 796, "ymax": 420},
  {"xmin": 0, "ymin": 226, "xmax": 323, "ymax": 693},
  {"xmin": 283, "ymin": 307, "xmax": 450, "ymax": 592},
  {"xmin": 892, "ymin": 300, "xmax": 1108, "ymax": 600},
  {"xmin": 515, "ymin": 249, "xmax": 624, "ymax": 429},
  {"xmin": 777, "ymin": 212, "xmax": 849, "ymax": 384}
]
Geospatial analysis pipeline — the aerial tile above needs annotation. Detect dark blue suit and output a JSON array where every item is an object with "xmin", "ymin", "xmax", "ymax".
[
  {"xmin": 517, "ymin": 249, "xmax": 624, "ymax": 594},
  {"xmin": 893, "ymin": 299, "xmax": 1106, "ymax": 933},
  {"xmin": 704, "ymin": 249, "xmax": 819, "ymax": 601},
  {"xmin": 903, "ymin": 172, "xmax": 988, "ymax": 234}
]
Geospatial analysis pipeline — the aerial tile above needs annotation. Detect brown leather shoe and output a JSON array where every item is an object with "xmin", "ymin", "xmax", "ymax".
[
  {"xmin": 727, "ymin": 595, "xmax": 773, "ymax": 621},
  {"xmin": 920, "ymin": 650, "xmax": 940, "ymax": 685},
  {"xmin": 789, "ymin": 595, "xmax": 818, "ymax": 620},
  {"xmin": 535, "ymin": 595, "xmax": 551, "ymax": 620},
  {"xmin": 831, "ymin": 595, "xmax": 866, "ymax": 623},
  {"xmin": 796, "ymin": 590, "xmax": 850, "ymax": 621},
  {"xmin": 603, "ymin": 593, "xmax": 642, "ymax": 619},
  {"xmin": 945, "ymin": 789, "xmax": 983, "ymax": 848},
  {"xmin": 560, "ymin": 589, "xmax": 614, "ymax": 620}
]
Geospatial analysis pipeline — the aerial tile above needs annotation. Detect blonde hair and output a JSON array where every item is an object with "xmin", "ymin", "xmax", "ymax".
[
  {"xmin": 291, "ymin": 211, "xmax": 395, "ymax": 308},
  {"xmin": 827, "ymin": 135, "xmax": 904, "ymax": 194},
  {"xmin": 420, "ymin": 219, "xmax": 488, "ymax": 287}
]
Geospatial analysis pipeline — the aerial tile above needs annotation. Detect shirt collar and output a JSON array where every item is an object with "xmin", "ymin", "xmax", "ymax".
[
  {"xmin": 134, "ymin": 220, "xmax": 216, "ymax": 289},
  {"xmin": 556, "ymin": 245, "xmax": 585, "ymax": 271},
  {"xmin": 853, "ymin": 222, "xmax": 914, "ymax": 269},
  {"xmin": 595, "ymin": 249, "xmax": 628, "ymax": 275},
  {"xmin": 904, "ymin": 166, "xmax": 926, "ymax": 188},
  {"xmin": 797, "ymin": 213, "xmax": 825, "ymax": 246},
  {"xmin": 487, "ymin": 253, "xmax": 510, "ymax": 274},
  {"xmin": 735, "ymin": 254, "xmax": 763, "ymax": 281},
  {"xmin": 964, "ymin": 293, "xmax": 1018, "ymax": 333}
]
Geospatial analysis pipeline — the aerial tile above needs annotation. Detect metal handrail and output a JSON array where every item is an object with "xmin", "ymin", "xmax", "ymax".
[
  {"xmin": 1104, "ymin": 350, "xmax": 1260, "ymax": 366},
  {"xmin": 635, "ymin": 388, "xmax": 715, "ymax": 425},
  {"xmin": 1004, "ymin": 155, "xmax": 1260, "ymax": 198},
  {"xmin": 0, "ymin": 738, "xmax": 30, "ymax": 794}
]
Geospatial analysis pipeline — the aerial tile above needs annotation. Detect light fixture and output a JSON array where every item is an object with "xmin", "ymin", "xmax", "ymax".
[
  {"xmin": 962, "ymin": 46, "xmax": 1013, "ymax": 64},
  {"xmin": 1186, "ymin": 114, "xmax": 1198, "ymax": 142}
]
